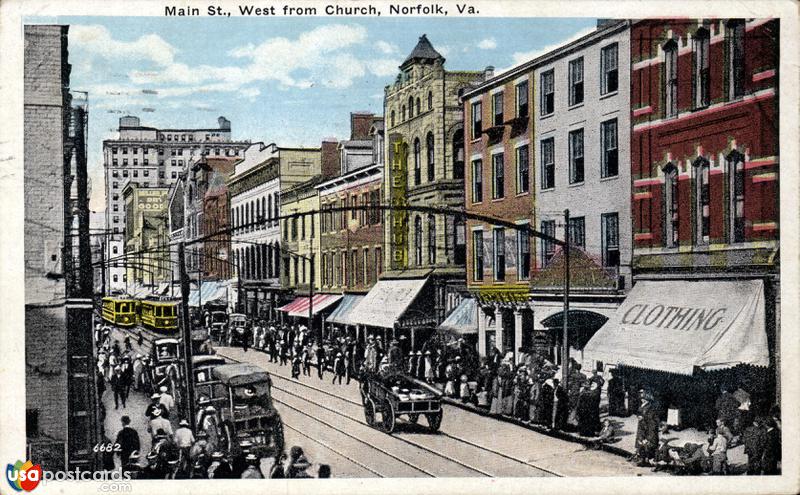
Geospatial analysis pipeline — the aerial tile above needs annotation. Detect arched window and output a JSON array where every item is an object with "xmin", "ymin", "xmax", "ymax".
[
  {"xmin": 727, "ymin": 150, "xmax": 746, "ymax": 242},
  {"xmin": 663, "ymin": 164, "xmax": 679, "ymax": 248},
  {"xmin": 414, "ymin": 216, "xmax": 423, "ymax": 266},
  {"xmin": 452, "ymin": 129, "xmax": 465, "ymax": 180},
  {"xmin": 693, "ymin": 28, "xmax": 710, "ymax": 108},
  {"xmin": 427, "ymin": 214, "xmax": 437, "ymax": 265},
  {"xmin": 408, "ymin": 96, "xmax": 414, "ymax": 118},
  {"xmin": 416, "ymin": 97, "xmax": 421, "ymax": 115},
  {"xmin": 390, "ymin": 110, "xmax": 396, "ymax": 127},
  {"xmin": 402, "ymin": 105, "xmax": 406, "ymax": 121},
  {"xmin": 663, "ymin": 39, "xmax": 678, "ymax": 118},
  {"xmin": 428, "ymin": 91, "xmax": 433, "ymax": 110},
  {"xmin": 426, "ymin": 132, "xmax": 435, "ymax": 182},
  {"xmin": 413, "ymin": 138, "xmax": 421, "ymax": 185},
  {"xmin": 693, "ymin": 157, "xmax": 710, "ymax": 245}
]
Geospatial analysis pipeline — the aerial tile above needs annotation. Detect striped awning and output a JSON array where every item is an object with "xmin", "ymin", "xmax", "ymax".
[
  {"xmin": 326, "ymin": 294, "xmax": 365, "ymax": 326},
  {"xmin": 188, "ymin": 281, "xmax": 228, "ymax": 307},
  {"xmin": 438, "ymin": 297, "xmax": 478, "ymax": 335},
  {"xmin": 278, "ymin": 294, "xmax": 342, "ymax": 318}
]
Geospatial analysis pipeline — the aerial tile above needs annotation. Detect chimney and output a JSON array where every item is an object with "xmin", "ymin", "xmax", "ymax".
[
  {"xmin": 484, "ymin": 66, "xmax": 495, "ymax": 81},
  {"xmin": 320, "ymin": 139, "xmax": 340, "ymax": 180},
  {"xmin": 350, "ymin": 112, "xmax": 374, "ymax": 140}
]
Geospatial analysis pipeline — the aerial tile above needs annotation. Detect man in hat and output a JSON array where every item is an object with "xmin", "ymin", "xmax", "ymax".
[
  {"xmin": 208, "ymin": 451, "xmax": 233, "ymax": 479},
  {"xmin": 231, "ymin": 439, "xmax": 254, "ymax": 477},
  {"xmin": 387, "ymin": 339, "xmax": 402, "ymax": 367},
  {"xmin": 110, "ymin": 366, "xmax": 126, "ymax": 409},
  {"xmin": 333, "ymin": 352, "xmax": 345, "ymax": 385},
  {"xmin": 122, "ymin": 451, "xmax": 144, "ymax": 479},
  {"xmin": 634, "ymin": 391, "xmax": 660, "ymax": 466},
  {"xmin": 762, "ymin": 416, "xmax": 781, "ymax": 475},
  {"xmin": 286, "ymin": 446, "xmax": 312, "ymax": 478},
  {"xmin": 115, "ymin": 415, "xmax": 141, "ymax": 469},
  {"xmin": 364, "ymin": 336, "xmax": 377, "ymax": 373},
  {"xmin": 315, "ymin": 341, "xmax": 326, "ymax": 380},
  {"xmin": 174, "ymin": 419, "xmax": 195, "ymax": 471},
  {"xmin": 240, "ymin": 453, "xmax": 264, "ymax": 479},
  {"xmin": 159, "ymin": 385, "xmax": 175, "ymax": 414},
  {"xmin": 148, "ymin": 408, "xmax": 173, "ymax": 440}
]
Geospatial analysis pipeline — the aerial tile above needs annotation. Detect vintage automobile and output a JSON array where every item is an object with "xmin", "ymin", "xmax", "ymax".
[
  {"xmin": 149, "ymin": 338, "xmax": 184, "ymax": 407},
  {"xmin": 191, "ymin": 354, "xmax": 228, "ymax": 409},
  {"xmin": 208, "ymin": 311, "xmax": 228, "ymax": 341},
  {"xmin": 226, "ymin": 313, "xmax": 248, "ymax": 347},
  {"xmin": 205, "ymin": 363, "xmax": 284, "ymax": 458},
  {"xmin": 360, "ymin": 369, "xmax": 443, "ymax": 434}
]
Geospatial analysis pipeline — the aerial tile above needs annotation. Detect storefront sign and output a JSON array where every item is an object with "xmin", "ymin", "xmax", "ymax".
[
  {"xmin": 620, "ymin": 303, "xmax": 727, "ymax": 331},
  {"xmin": 473, "ymin": 287, "xmax": 529, "ymax": 305},
  {"xmin": 388, "ymin": 136, "xmax": 408, "ymax": 270}
]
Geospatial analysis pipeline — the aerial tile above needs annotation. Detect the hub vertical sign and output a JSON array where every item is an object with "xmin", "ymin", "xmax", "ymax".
[{"xmin": 389, "ymin": 136, "xmax": 408, "ymax": 271}]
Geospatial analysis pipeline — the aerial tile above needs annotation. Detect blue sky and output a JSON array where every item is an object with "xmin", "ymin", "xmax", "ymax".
[{"xmin": 28, "ymin": 16, "xmax": 597, "ymax": 211}]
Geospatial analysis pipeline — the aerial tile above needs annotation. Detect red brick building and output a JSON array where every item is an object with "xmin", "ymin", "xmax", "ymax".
[
  {"xmin": 202, "ymin": 158, "xmax": 236, "ymax": 280},
  {"xmin": 628, "ymin": 18, "xmax": 780, "ymax": 396}
]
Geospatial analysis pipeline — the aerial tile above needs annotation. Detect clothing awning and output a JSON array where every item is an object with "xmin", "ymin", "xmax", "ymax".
[
  {"xmin": 583, "ymin": 280, "xmax": 769, "ymax": 375},
  {"xmin": 438, "ymin": 298, "xmax": 478, "ymax": 335},
  {"xmin": 326, "ymin": 294, "xmax": 365, "ymax": 326},
  {"xmin": 188, "ymin": 281, "xmax": 228, "ymax": 307},
  {"xmin": 277, "ymin": 294, "xmax": 342, "ymax": 318},
  {"xmin": 346, "ymin": 278, "xmax": 429, "ymax": 329}
]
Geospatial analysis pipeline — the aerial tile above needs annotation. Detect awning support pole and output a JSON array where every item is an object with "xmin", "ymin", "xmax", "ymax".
[{"xmin": 562, "ymin": 209, "xmax": 570, "ymax": 389}]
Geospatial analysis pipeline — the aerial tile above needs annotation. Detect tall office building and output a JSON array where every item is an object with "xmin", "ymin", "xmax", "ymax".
[{"xmin": 103, "ymin": 116, "xmax": 248, "ymax": 292}]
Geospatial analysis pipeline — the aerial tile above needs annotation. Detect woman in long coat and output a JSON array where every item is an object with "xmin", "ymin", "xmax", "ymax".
[
  {"xmin": 539, "ymin": 379, "xmax": 555, "ymax": 427},
  {"xmin": 513, "ymin": 370, "xmax": 530, "ymax": 421},
  {"xmin": 528, "ymin": 376, "xmax": 542, "ymax": 423},
  {"xmin": 489, "ymin": 375, "xmax": 503, "ymax": 415}
]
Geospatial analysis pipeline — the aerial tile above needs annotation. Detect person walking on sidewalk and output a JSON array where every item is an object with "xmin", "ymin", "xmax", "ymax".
[
  {"xmin": 332, "ymin": 353, "xmax": 345, "ymax": 385},
  {"xmin": 315, "ymin": 342, "xmax": 326, "ymax": 380},
  {"xmin": 148, "ymin": 408, "xmax": 173, "ymax": 441},
  {"xmin": 115, "ymin": 415, "xmax": 140, "ymax": 469},
  {"xmin": 552, "ymin": 378, "xmax": 569, "ymax": 431},
  {"xmin": 302, "ymin": 344, "xmax": 312, "ymax": 376},
  {"xmin": 110, "ymin": 366, "xmax": 127, "ymax": 410},
  {"xmin": 174, "ymin": 419, "xmax": 195, "ymax": 473},
  {"xmin": 634, "ymin": 392, "xmax": 660, "ymax": 466},
  {"xmin": 159, "ymin": 385, "xmax": 175, "ymax": 416}
]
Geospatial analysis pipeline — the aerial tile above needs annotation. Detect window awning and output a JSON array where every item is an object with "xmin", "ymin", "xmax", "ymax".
[
  {"xmin": 345, "ymin": 278, "xmax": 430, "ymax": 329},
  {"xmin": 277, "ymin": 294, "xmax": 342, "ymax": 318},
  {"xmin": 438, "ymin": 297, "xmax": 478, "ymax": 335},
  {"xmin": 583, "ymin": 280, "xmax": 769, "ymax": 375},
  {"xmin": 188, "ymin": 281, "xmax": 228, "ymax": 307},
  {"xmin": 326, "ymin": 294, "xmax": 365, "ymax": 326}
]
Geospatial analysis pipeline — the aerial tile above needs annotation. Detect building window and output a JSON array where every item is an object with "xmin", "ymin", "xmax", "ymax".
[
  {"xmin": 159, "ymin": 170, "xmax": 164, "ymax": 179},
  {"xmin": 363, "ymin": 248, "xmax": 370, "ymax": 285},
  {"xmin": 493, "ymin": 92, "xmax": 504, "ymax": 126},
  {"xmin": 540, "ymin": 70, "xmax": 555, "ymax": 115},
  {"xmin": 171, "ymin": 171, "xmax": 177, "ymax": 179},
  {"xmin": 122, "ymin": 147, "xmax": 128, "ymax": 154},
  {"xmin": 426, "ymin": 132, "xmax": 435, "ymax": 182},
  {"xmin": 727, "ymin": 150, "xmax": 746, "ymax": 243},
  {"xmin": 123, "ymin": 159, "xmax": 128, "ymax": 166},
  {"xmin": 727, "ymin": 20, "xmax": 746, "ymax": 100},
  {"xmin": 113, "ymin": 216, "xmax": 119, "ymax": 223},
  {"xmin": 390, "ymin": 110, "xmax": 395, "ymax": 127},
  {"xmin": 493, "ymin": 228, "xmax": 505, "ymax": 281},
  {"xmin": 171, "ymin": 160, "xmax": 176, "ymax": 166},
  {"xmin": 112, "ymin": 245, "xmax": 118, "ymax": 254},
  {"xmin": 454, "ymin": 217, "xmax": 466, "ymax": 265},
  {"xmin": 452, "ymin": 129, "xmax": 465, "ymax": 180},
  {"xmin": 694, "ymin": 157, "xmax": 711, "ymax": 244},
  {"xmin": 133, "ymin": 170, "xmax": 138, "ymax": 178},
  {"xmin": 416, "ymin": 97, "xmax": 421, "ymax": 115},
  {"xmin": 471, "ymin": 101, "xmax": 482, "ymax": 139},
  {"xmin": 516, "ymin": 145, "xmax": 529, "ymax": 194},
  {"xmin": 569, "ymin": 57, "xmax": 584, "ymax": 106},
  {"xmin": 664, "ymin": 40, "xmax": 679, "ymax": 118},
  {"xmin": 517, "ymin": 227, "xmax": 530, "ymax": 280},
  {"xmin": 112, "ymin": 194, "xmax": 118, "ymax": 201},
  {"xmin": 112, "ymin": 170, "xmax": 119, "ymax": 178},
  {"xmin": 133, "ymin": 159, "xmax": 139, "ymax": 166},
  {"xmin": 693, "ymin": 28, "xmax": 710, "ymax": 108},
  {"xmin": 428, "ymin": 91, "xmax": 433, "ymax": 110},
  {"xmin": 113, "ymin": 204, "xmax": 118, "ymax": 212},
  {"xmin": 602, "ymin": 213, "xmax": 620, "ymax": 267},
  {"xmin": 112, "ymin": 181, "xmax": 118, "ymax": 189},
  {"xmin": 112, "ymin": 147, "xmax": 118, "ymax": 154},
  {"xmin": 516, "ymin": 81, "xmax": 529, "ymax": 118},
  {"xmin": 601, "ymin": 119, "xmax": 618, "ymax": 178},
  {"xmin": 569, "ymin": 129, "xmax": 584, "ymax": 184},
  {"xmin": 143, "ymin": 169, "xmax": 149, "ymax": 177},
  {"xmin": 413, "ymin": 138, "xmax": 421, "ymax": 185},
  {"xmin": 540, "ymin": 137, "xmax": 555, "ymax": 189},
  {"xmin": 113, "ymin": 274, "xmax": 118, "ymax": 283},
  {"xmin": 112, "ymin": 159, "xmax": 118, "ymax": 166},
  {"xmin": 492, "ymin": 153, "xmax": 504, "ymax": 199},
  {"xmin": 351, "ymin": 194, "xmax": 358, "ymax": 220},
  {"xmin": 568, "ymin": 216, "xmax": 585, "ymax": 249},
  {"xmin": 408, "ymin": 96, "xmax": 414, "ymax": 118},
  {"xmin": 414, "ymin": 216, "xmax": 423, "ymax": 266},
  {"xmin": 473, "ymin": 230, "xmax": 484, "ymax": 281},
  {"xmin": 122, "ymin": 170, "xmax": 128, "ymax": 178},
  {"xmin": 402, "ymin": 105, "xmax": 406, "ymax": 121},
  {"xmin": 291, "ymin": 217, "xmax": 298, "ymax": 240},
  {"xmin": 664, "ymin": 164, "xmax": 679, "ymax": 248},
  {"xmin": 471, "ymin": 158, "xmax": 483, "ymax": 203},
  {"xmin": 427, "ymin": 214, "xmax": 436, "ymax": 265},
  {"xmin": 600, "ymin": 43, "xmax": 619, "ymax": 95}
]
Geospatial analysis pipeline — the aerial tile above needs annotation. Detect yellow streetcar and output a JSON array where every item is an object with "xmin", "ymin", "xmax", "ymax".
[
  {"xmin": 101, "ymin": 297, "xmax": 138, "ymax": 327},
  {"xmin": 139, "ymin": 299, "xmax": 179, "ymax": 332}
]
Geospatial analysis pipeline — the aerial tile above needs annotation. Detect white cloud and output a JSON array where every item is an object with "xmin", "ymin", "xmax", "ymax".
[
  {"xmin": 368, "ymin": 59, "xmax": 400, "ymax": 77},
  {"xmin": 376, "ymin": 40, "xmax": 399, "ymax": 55},
  {"xmin": 478, "ymin": 38, "xmax": 497, "ymax": 50},
  {"xmin": 500, "ymin": 27, "xmax": 597, "ymax": 74},
  {"xmin": 70, "ymin": 24, "xmax": 176, "ymax": 66}
]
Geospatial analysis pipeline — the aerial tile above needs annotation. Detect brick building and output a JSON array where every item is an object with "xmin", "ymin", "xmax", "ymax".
[
  {"xmin": 584, "ymin": 19, "xmax": 779, "ymax": 414},
  {"xmin": 24, "ymin": 24, "xmax": 98, "ymax": 471},
  {"xmin": 103, "ymin": 116, "xmax": 249, "ymax": 291},
  {"xmin": 318, "ymin": 115, "xmax": 384, "ymax": 338}
]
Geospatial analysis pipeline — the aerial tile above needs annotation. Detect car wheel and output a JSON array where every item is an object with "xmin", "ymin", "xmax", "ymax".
[
  {"xmin": 364, "ymin": 398, "xmax": 376, "ymax": 427},
  {"xmin": 382, "ymin": 400, "xmax": 395, "ymax": 434}
]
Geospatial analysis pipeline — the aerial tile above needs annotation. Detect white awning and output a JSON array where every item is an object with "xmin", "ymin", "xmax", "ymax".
[
  {"xmin": 346, "ymin": 279, "xmax": 429, "ymax": 329},
  {"xmin": 438, "ymin": 298, "xmax": 478, "ymax": 335},
  {"xmin": 583, "ymin": 280, "xmax": 769, "ymax": 375}
]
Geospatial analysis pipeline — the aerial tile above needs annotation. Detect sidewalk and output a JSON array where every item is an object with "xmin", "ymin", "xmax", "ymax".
[{"xmin": 100, "ymin": 377, "xmax": 152, "ymax": 467}]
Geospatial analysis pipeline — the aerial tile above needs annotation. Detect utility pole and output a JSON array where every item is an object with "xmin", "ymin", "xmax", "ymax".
[
  {"xmin": 562, "ymin": 209, "xmax": 571, "ymax": 388},
  {"xmin": 178, "ymin": 242, "xmax": 196, "ymax": 431},
  {"xmin": 100, "ymin": 240, "xmax": 106, "ymax": 296},
  {"xmin": 309, "ymin": 236, "xmax": 316, "ymax": 341}
]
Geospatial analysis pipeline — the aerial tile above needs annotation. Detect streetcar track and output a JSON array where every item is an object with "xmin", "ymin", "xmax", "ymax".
[
  {"xmin": 109, "ymin": 324, "xmax": 560, "ymax": 477},
  {"xmin": 271, "ymin": 395, "xmax": 440, "ymax": 477}
]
